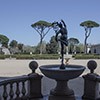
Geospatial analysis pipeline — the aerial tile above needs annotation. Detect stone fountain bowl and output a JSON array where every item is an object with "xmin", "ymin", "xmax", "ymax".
[{"xmin": 39, "ymin": 65, "xmax": 85, "ymax": 80}]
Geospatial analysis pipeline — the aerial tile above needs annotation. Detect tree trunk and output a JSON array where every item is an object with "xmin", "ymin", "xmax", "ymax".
[
  {"xmin": 84, "ymin": 28, "xmax": 91, "ymax": 54},
  {"xmin": 40, "ymin": 39, "xmax": 43, "ymax": 54},
  {"xmin": 84, "ymin": 37, "xmax": 87, "ymax": 54},
  {"xmin": 66, "ymin": 46, "xmax": 68, "ymax": 55}
]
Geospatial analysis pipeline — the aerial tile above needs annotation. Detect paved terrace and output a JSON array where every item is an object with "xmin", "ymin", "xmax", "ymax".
[
  {"xmin": 0, "ymin": 59, "xmax": 100, "ymax": 99},
  {"xmin": 0, "ymin": 59, "xmax": 100, "ymax": 77}
]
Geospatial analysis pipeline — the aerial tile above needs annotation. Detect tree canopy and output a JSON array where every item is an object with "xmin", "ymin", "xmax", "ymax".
[
  {"xmin": 0, "ymin": 34, "xmax": 9, "ymax": 47},
  {"xmin": 80, "ymin": 20, "xmax": 99, "ymax": 28},
  {"xmin": 9, "ymin": 40, "xmax": 18, "ymax": 48},
  {"xmin": 31, "ymin": 20, "xmax": 52, "ymax": 28},
  {"xmin": 31, "ymin": 20, "xmax": 52, "ymax": 37},
  {"xmin": 68, "ymin": 38, "xmax": 79, "ymax": 45}
]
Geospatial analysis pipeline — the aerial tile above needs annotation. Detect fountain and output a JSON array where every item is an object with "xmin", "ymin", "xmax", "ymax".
[{"xmin": 39, "ymin": 20, "xmax": 85, "ymax": 100}]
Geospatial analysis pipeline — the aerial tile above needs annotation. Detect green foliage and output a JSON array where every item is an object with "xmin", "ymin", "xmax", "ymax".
[
  {"xmin": 18, "ymin": 43, "xmax": 23, "ymax": 51},
  {"xmin": 74, "ymin": 54, "xmax": 100, "ymax": 59},
  {"xmin": 0, "ymin": 54, "xmax": 5, "ymax": 59},
  {"xmin": 9, "ymin": 40, "xmax": 18, "ymax": 48},
  {"xmin": 34, "ymin": 41, "xmax": 46, "ymax": 54},
  {"xmin": 23, "ymin": 45, "xmax": 35, "ymax": 54},
  {"xmin": 68, "ymin": 38, "xmax": 79, "ymax": 54},
  {"xmin": 31, "ymin": 20, "xmax": 52, "ymax": 28},
  {"xmin": 15, "ymin": 54, "xmax": 33, "ymax": 59},
  {"xmin": 77, "ymin": 43, "xmax": 84, "ymax": 53},
  {"xmin": 0, "ymin": 34, "xmax": 9, "ymax": 47},
  {"xmin": 46, "ymin": 36, "xmax": 58, "ymax": 54},
  {"xmin": 0, "ymin": 54, "xmax": 59, "ymax": 59},
  {"xmin": 0, "ymin": 54, "xmax": 99, "ymax": 59},
  {"xmin": 0, "ymin": 54, "xmax": 16, "ymax": 59},
  {"xmin": 31, "ymin": 54, "xmax": 59, "ymax": 59},
  {"xmin": 68, "ymin": 38, "xmax": 79, "ymax": 45},
  {"xmin": 80, "ymin": 20, "xmax": 99, "ymax": 28}
]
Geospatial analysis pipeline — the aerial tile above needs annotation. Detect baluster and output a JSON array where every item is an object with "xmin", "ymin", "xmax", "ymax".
[
  {"xmin": 22, "ymin": 81, "xmax": 26, "ymax": 96},
  {"xmin": 0, "ymin": 94, "xmax": 1, "ymax": 100},
  {"xmin": 9, "ymin": 83, "xmax": 14, "ymax": 100},
  {"xmin": 16, "ymin": 82, "xmax": 20, "ymax": 98},
  {"xmin": 3, "ymin": 84, "xmax": 8, "ymax": 100}
]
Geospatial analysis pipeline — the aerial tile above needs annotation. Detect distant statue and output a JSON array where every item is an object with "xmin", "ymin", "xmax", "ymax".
[{"xmin": 52, "ymin": 20, "xmax": 68, "ymax": 69}]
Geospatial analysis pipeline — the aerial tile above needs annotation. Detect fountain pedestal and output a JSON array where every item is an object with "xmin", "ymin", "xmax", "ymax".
[
  {"xmin": 49, "ymin": 80, "xmax": 75, "ymax": 100},
  {"xmin": 50, "ymin": 80, "xmax": 74, "ymax": 96},
  {"xmin": 40, "ymin": 65, "xmax": 85, "ymax": 100}
]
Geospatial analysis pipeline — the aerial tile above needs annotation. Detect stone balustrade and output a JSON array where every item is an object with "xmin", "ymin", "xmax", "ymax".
[{"xmin": 0, "ymin": 61, "xmax": 43, "ymax": 100}]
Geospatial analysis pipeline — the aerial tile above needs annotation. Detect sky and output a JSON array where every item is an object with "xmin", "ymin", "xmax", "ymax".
[{"xmin": 0, "ymin": 0, "xmax": 100, "ymax": 46}]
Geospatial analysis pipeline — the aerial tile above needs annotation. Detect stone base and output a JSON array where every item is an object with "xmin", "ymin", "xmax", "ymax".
[
  {"xmin": 49, "ymin": 95, "xmax": 76, "ymax": 100},
  {"xmin": 50, "ymin": 80, "xmax": 74, "ymax": 96},
  {"xmin": 82, "ymin": 95, "xmax": 100, "ymax": 100},
  {"xmin": 50, "ymin": 88, "xmax": 74, "ymax": 96}
]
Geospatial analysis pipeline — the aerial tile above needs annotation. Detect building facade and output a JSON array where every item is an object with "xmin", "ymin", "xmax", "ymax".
[{"xmin": 90, "ymin": 44, "xmax": 100, "ymax": 54}]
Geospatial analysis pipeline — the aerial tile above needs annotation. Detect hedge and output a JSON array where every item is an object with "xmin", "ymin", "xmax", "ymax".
[
  {"xmin": 74, "ymin": 54, "xmax": 100, "ymax": 59},
  {"xmin": 16, "ymin": 54, "xmax": 59, "ymax": 59},
  {"xmin": 0, "ymin": 54, "xmax": 59, "ymax": 59},
  {"xmin": 0, "ymin": 55, "xmax": 5, "ymax": 59}
]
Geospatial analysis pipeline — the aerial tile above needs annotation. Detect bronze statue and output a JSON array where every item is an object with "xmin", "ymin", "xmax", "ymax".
[{"xmin": 52, "ymin": 20, "xmax": 68, "ymax": 69}]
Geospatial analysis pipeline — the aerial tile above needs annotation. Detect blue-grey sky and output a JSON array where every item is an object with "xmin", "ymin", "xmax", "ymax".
[{"xmin": 0, "ymin": 0, "xmax": 100, "ymax": 46}]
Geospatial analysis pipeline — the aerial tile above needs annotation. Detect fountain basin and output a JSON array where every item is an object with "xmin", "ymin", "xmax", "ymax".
[{"xmin": 39, "ymin": 64, "xmax": 85, "ymax": 80}]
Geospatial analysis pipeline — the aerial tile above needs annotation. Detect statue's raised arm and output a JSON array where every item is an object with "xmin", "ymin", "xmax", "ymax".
[{"xmin": 61, "ymin": 19, "xmax": 66, "ymax": 28}]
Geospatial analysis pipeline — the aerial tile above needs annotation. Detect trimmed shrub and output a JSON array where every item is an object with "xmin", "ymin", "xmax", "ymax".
[
  {"xmin": 16, "ymin": 54, "xmax": 59, "ymax": 59},
  {"xmin": 0, "ymin": 55, "xmax": 5, "ymax": 59},
  {"xmin": 0, "ymin": 54, "xmax": 59, "ymax": 59},
  {"xmin": 74, "ymin": 54, "xmax": 100, "ymax": 59}
]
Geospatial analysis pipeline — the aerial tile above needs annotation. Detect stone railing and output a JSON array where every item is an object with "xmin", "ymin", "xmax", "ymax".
[
  {"xmin": 82, "ymin": 60, "xmax": 100, "ymax": 100},
  {"xmin": 0, "ymin": 61, "xmax": 43, "ymax": 100}
]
